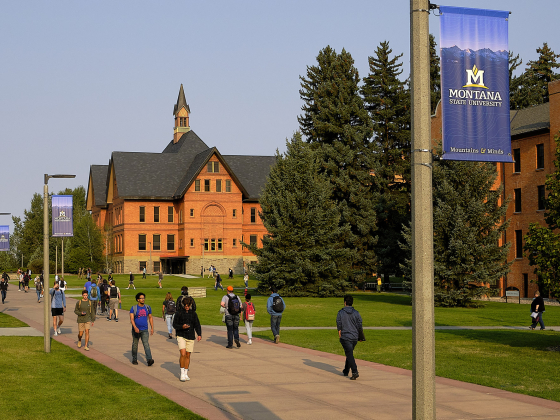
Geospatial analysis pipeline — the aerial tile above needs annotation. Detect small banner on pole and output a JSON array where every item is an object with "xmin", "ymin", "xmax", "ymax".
[
  {"xmin": 0, "ymin": 226, "xmax": 9, "ymax": 251},
  {"xmin": 440, "ymin": 6, "xmax": 513, "ymax": 162},
  {"xmin": 52, "ymin": 195, "xmax": 74, "ymax": 237}
]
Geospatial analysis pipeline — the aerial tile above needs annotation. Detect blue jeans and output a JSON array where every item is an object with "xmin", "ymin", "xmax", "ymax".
[
  {"xmin": 225, "ymin": 314, "xmax": 240, "ymax": 346},
  {"xmin": 340, "ymin": 339, "xmax": 358, "ymax": 375},
  {"xmin": 1, "ymin": 290, "xmax": 6, "ymax": 302},
  {"xmin": 165, "ymin": 315, "xmax": 174, "ymax": 334},
  {"xmin": 131, "ymin": 329, "xmax": 152, "ymax": 361},
  {"xmin": 531, "ymin": 312, "xmax": 545, "ymax": 329},
  {"xmin": 270, "ymin": 315, "xmax": 282, "ymax": 337},
  {"xmin": 36, "ymin": 289, "xmax": 41, "ymax": 301},
  {"xmin": 215, "ymin": 283, "xmax": 224, "ymax": 291}
]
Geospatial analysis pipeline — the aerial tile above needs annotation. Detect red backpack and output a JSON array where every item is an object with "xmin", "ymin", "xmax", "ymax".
[{"xmin": 245, "ymin": 302, "xmax": 255, "ymax": 321}]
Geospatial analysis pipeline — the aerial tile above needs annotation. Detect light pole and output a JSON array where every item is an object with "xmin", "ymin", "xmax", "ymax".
[{"xmin": 43, "ymin": 174, "xmax": 75, "ymax": 353}]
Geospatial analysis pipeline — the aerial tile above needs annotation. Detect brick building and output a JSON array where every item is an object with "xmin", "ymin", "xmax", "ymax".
[
  {"xmin": 86, "ymin": 85, "xmax": 274, "ymax": 275},
  {"xmin": 431, "ymin": 80, "xmax": 560, "ymax": 297}
]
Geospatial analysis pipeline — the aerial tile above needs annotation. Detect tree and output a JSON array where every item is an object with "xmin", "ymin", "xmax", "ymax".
[
  {"xmin": 65, "ymin": 212, "xmax": 105, "ymax": 273},
  {"xmin": 249, "ymin": 133, "xmax": 354, "ymax": 296},
  {"xmin": 429, "ymin": 34, "xmax": 441, "ymax": 115},
  {"xmin": 298, "ymin": 46, "xmax": 378, "ymax": 281},
  {"xmin": 361, "ymin": 40, "xmax": 411, "ymax": 279}
]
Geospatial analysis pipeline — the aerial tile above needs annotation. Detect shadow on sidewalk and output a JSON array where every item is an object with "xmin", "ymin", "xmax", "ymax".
[
  {"xmin": 302, "ymin": 358, "xmax": 340, "ymax": 375},
  {"xmin": 161, "ymin": 361, "xmax": 180, "ymax": 379},
  {"xmin": 206, "ymin": 391, "xmax": 283, "ymax": 420}
]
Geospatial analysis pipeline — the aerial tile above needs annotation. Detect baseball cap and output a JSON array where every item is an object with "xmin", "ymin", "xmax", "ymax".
[{"xmin": 227, "ymin": 286, "xmax": 234, "ymax": 292}]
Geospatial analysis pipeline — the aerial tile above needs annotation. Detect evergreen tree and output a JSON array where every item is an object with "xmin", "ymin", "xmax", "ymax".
[
  {"xmin": 509, "ymin": 51, "xmax": 527, "ymax": 110},
  {"xmin": 429, "ymin": 34, "xmax": 441, "ymax": 115},
  {"xmin": 298, "ymin": 46, "xmax": 378, "ymax": 281},
  {"xmin": 361, "ymin": 40, "xmax": 410, "ymax": 279},
  {"xmin": 250, "ymin": 133, "xmax": 354, "ymax": 296}
]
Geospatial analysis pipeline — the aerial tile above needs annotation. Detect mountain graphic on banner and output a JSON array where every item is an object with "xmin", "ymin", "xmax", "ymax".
[{"xmin": 441, "ymin": 46, "xmax": 508, "ymax": 63}]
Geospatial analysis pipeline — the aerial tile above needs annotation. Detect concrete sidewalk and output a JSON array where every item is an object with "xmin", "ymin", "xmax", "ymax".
[{"xmin": 3, "ymin": 291, "xmax": 560, "ymax": 419}]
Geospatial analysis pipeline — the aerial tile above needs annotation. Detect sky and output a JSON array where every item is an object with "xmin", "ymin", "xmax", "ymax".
[{"xmin": 1, "ymin": 0, "xmax": 559, "ymax": 231}]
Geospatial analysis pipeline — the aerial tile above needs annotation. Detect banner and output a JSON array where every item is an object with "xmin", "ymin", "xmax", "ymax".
[
  {"xmin": 0, "ymin": 226, "xmax": 9, "ymax": 251},
  {"xmin": 52, "ymin": 195, "xmax": 73, "ymax": 237},
  {"xmin": 440, "ymin": 6, "xmax": 513, "ymax": 162}
]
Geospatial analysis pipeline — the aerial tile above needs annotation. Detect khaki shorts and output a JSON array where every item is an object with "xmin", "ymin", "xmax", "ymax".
[
  {"xmin": 78, "ymin": 322, "xmax": 91, "ymax": 332},
  {"xmin": 177, "ymin": 336, "xmax": 194, "ymax": 352},
  {"xmin": 109, "ymin": 300, "xmax": 119, "ymax": 310}
]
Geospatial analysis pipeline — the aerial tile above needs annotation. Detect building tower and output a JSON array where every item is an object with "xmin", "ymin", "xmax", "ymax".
[{"xmin": 173, "ymin": 84, "xmax": 191, "ymax": 143}]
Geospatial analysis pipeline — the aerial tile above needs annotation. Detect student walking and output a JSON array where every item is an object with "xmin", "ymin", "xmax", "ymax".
[
  {"xmin": 88, "ymin": 279, "xmax": 101, "ymax": 315},
  {"xmin": 163, "ymin": 292, "xmax": 176, "ymax": 339},
  {"xmin": 221, "ymin": 286, "xmax": 242, "ymax": 348},
  {"xmin": 214, "ymin": 273, "xmax": 224, "ymax": 291},
  {"xmin": 142, "ymin": 266, "xmax": 147, "ymax": 279},
  {"xmin": 50, "ymin": 282, "xmax": 66, "ymax": 336},
  {"xmin": 336, "ymin": 295, "xmax": 364, "ymax": 380},
  {"xmin": 75, "ymin": 290, "xmax": 96, "ymax": 350},
  {"xmin": 129, "ymin": 292, "xmax": 154, "ymax": 366},
  {"xmin": 34, "ymin": 276, "xmax": 42, "ymax": 303},
  {"xmin": 267, "ymin": 287, "xmax": 285, "ymax": 343},
  {"xmin": 107, "ymin": 280, "xmax": 121, "ymax": 321},
  {"xmin": 242, "ymin": 293, "xmax": 256, "ymax": 345},
  {"xmin": 1, "ymin": 273, "xmax": 9, "ymax": 304},
  {"xmin": 530, "ymin": 290, "xmax": 546, "ymax": 330},
  {"xmin": 158, "ymin": 271, "xmax": 163, "ymax": 289},
  {"xmin": 173, "ymin": 296, "xmax": 202, "ymax": 381},
  {"xmin": 127, "ymin": 272, "xmax": 136, "ymax": 289}
]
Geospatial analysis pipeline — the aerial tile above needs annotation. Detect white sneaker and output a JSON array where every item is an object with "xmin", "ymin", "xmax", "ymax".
[
  {"xmin": 54, "ymin": 331, "xmax": 58, "ymax": 336},
  {"xmin": 57, "ymin": 328, "xmax": 61, "ymax": 334},
  {"xmin": 248, "ymin": 339, "xmax": 252, "ymax": 345},
  {"xmin": 180, "ymin": 370, "xmax": 186, "ymax": 382},
  {"xmin": 185, "ymin": 372, "xmax": 190, "ymax": 381}
]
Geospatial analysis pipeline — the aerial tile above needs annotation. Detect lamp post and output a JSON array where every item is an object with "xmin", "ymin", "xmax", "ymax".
[{"xmin": 43, "ymin": 174, "xmax": 76, "ymax": 353}]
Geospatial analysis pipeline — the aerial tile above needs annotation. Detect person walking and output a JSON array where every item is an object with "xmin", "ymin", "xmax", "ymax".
[
  {"xmin": 158, "ymin": 271, "xmax": 163, "ymax": 289},
  {"xmin": 207, "ymin": 265, "xmax": 213, "ymax": 279},
  {"xmin": 336, "ymin": 295, "xmax": 364, "ymax": 380},
  {"xmin": 34, "ymin": 275, "xmax": 42, "ymax": 303},
  {"xmin": 214, "ymin": 273, "xmax": 224, "ymax": 291},
  {"xmin": 176, "ymin": 286, "xmax": 196, "ymax": 312},
  {"xmin": 129, "ymin": 292, "xmax": 154, "ymax": 366},
  {"xmin": 530, "ymin": 290, "xmax": 546, "ymax": 330},
  {"xmin": 228, "ymin": 268, "xmax": 233, "ymax": 279},
  {"xmin": 100, "ymin": 279, "xmax": 109, "ymax": 315},
  {"xmin": 50, "ymin": 281, "xmax": 66, "ymax": 336},
  {"xmin": 88, "ymin": 279, "xmax": 101, "ymax": 315},
  {"xmin": 173, "ymin": 296, "xmax": 202, "ymax": 382},
  {"xmin": 241, "ymin": 293, "xmax": 256, "ymax": 345},
  {"xmin": 58, "ymin": 277, "xmax": 67, "ymax": 293},
  {"xmin": 221, "ymin": 286, "xmax": 242, "ymax": 348},
  {"xmin": 267, "ymin": 286, "xmax": 285, "ymax": 344},
  {"xmin": 377, "ymin": 276, "xmax": 382, "ymax": 293},
  {"xmin": 75, "ymin": 290, "xmax": 96, "ymax": 350},
  {"xmin": 243, "ymin": 273, "xmax": 249, "ymax": 288},
  {"xmin": 1, "ymin": 273, "xmax": 9, "ymax": 304},
  {"xmin": 163, "ymin": 292, "xmax": 176, "ymax": 339},
  {"xmin": 107, "ymin": 280, "xmax": 121, "ymax": 321},
  {"xmin": 142, "ymin": 266, "xmax": 147, "ymax": 279},
  {"xmin": 127, "ymin": 272, "xmax": 136, "ymax": 289}
]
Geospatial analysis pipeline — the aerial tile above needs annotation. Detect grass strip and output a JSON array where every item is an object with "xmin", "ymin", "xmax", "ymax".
[{"xmin": 0, "ymin": 312, "xmax": 28, "ymax": 327}]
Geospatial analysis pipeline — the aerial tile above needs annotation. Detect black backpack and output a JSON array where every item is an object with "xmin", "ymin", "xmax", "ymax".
[
  {"xmin": 166, "ymin": 300, "xmax": 176, "ymax": 314},
  {"xmin": 272, "ymin": 295, "xmax": 284, "ymax": 313},
  {"xmin": 110, "ymin": 286, "xmax": 118, "ymax": 298},
  {"xmin": 228, "ymin": 294, "xmax": 241, "ymax": 315}
]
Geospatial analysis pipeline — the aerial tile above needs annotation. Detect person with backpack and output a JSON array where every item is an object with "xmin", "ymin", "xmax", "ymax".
[
  {"xmin": 220, "ymin": 286, "xmax": 242, "ymax": 348},
  {"xmin": 1, "ymin": 273, "xmax": 9, "ymax": 304},
  {"xmin": 241, "ymin": 293, "xmax": 256, "ymax": 345},
  {"xmin": 176, "ymin": 286, "xmax": 196, "ymax": 312},
  {"xmin": 58, "ymin": 277, "xmax": 66, "ymax": 293},
  {"xmin": 127, "ymin": 272, "xmax": 136, "ymax": 289},
  {"xmin": 267, "ymin": 286, "xmax": 285, "ymax": 344},
  {"xmin": 50, "ymin": 281, "xmax": 66, "ymax": 336},
  {"xmin": 129, "ymin": 292, "xmax": 154, "ymax": 366},
  {"xmin": 173, "ymin": 296, "xmax": 202, "ymax": 382},
  {"xmin": 163, "ymin": 292, "xmax": 176, "ymax": 339},
  {"xmin": 336, "ymin": 294, "xmax": 364, "ymax": 380},
  {"xmin": 214, "ymin": 273, "xmax": 224, "ymax": 291},
  {"xmin": 100, "ymin": 279, "xmax": 109, "ymax": 314},
  {"xmin": 107, "ymin": 280, "xmax": 121, "ymax": 321},
  {"xmin": 34, "ymin": 275, "xmax": 42, "ymax": 303},
  {"xmin": 75, "ymin": 290, "xmax": 96, "ymax": 351},
  {"xmin": 88, "ymin": 279, "xmax": 101, "ymax": 314}
]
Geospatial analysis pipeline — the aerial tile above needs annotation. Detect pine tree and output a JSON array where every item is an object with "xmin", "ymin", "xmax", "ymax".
[
  {"xmin": 429, "ymin": 34, "xmax": 441, "ymax": 115},
  {"xmin": 298, "ymin": 46, "xmax": 378, "ymax": 281},
  {"xmin": 361, "ymin": 40, "xmax": 410, "ymax": 279},
  {"xmin": 509, "ymin": 51, "xmax": 527, "ymax": 109},
  {"xmin": 250, "ymin": 133, "xmax": 354, "ymax": 296}
]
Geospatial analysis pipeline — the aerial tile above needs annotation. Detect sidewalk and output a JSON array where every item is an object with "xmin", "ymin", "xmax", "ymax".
[{"xmin": 3, "ymin": 290, "xmax": 560, "ymax": 420}]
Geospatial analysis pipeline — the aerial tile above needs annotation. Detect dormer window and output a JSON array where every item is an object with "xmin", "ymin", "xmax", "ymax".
[{"xmin": 208, "ymin": 162, "xmax": 219, "ymax": 173}]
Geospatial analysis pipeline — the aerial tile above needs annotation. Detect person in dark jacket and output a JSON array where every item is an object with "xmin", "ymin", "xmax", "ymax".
[
  {"xmin": 173, "ymin": 296, "xmax": 201, "ymax": 382},
  {"xmin": 336, "ymin": 295, "xmax": 363, "ymax": 380},
  {"xmin": 176, "ymin": 286, "xmax": 196, "ymax": 312},
  {"xmin": 530, "ymin": 290, "xmax": 546, "ymax": 330}
]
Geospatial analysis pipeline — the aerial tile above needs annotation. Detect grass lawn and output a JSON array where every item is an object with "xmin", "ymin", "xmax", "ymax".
[
  {"xmin": 0, "ymin": 335, "xmax": 205, "ymax": 420},
  {"xmin": 252, "ymin": 329, "xmax": 560, "ymax": 403},
  {"xmin": 0, "ymin": 312, "xmax": 28, "ymax": 327}
]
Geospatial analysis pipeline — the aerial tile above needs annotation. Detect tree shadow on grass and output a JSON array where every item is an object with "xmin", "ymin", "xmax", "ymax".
[
  {"xmin": 352, "ymin": 293, "xmax": 412, "ymax": 306},
  {"xmin": 436, "ymin": 329, "xmax": 560, "ymax": 350}
]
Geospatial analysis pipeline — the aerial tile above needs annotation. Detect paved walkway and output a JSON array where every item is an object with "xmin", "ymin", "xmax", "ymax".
[{"xmin": 3, "ymin": 291, "xmax": 560, "ymax": 419}]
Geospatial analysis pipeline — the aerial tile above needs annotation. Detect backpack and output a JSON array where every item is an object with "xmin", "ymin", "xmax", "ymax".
[
  {"xmin": 59, "ymin": 280, "xmax": 65, "ymax": 289},
  {"xmin": 110, "ymin": 286, "xmax": 118, "ymax": 298},
  {"xmin": 166, "ymin": 300, "xmax": 176, "ymax": 314},
  {"xmin": 36, "ymin": 280, "xmax": 43, "ymax": 292},
  {"xmin": 132, "ymin": 304, "xmax": 151, "ymax": 318},
  {"xmin": 90, "ymin": 286, "xmax": 98, "ymax": 298},
  {"xmin": 228, "ymin": 294, "xmax": 241, "ymax": 315},
  {"xmin": 272, "ymin": 295, "xmax": 284, "ymax": 313},
  {"xmin": 245, "ymin": 302, "xmax": 255, "ymax": 321}
]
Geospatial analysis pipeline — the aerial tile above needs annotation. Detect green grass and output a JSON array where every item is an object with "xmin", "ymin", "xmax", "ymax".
[
  {"xmin": 252, "ymin": 329, "xmax": 560, "ymax": 402},
  {"xmin": 0, "ymin": 336, "xmax": 205, "ymax": 420},
  {"xmin": 0, "ymin": 312, "xmax": 28, "ymax": 327}
]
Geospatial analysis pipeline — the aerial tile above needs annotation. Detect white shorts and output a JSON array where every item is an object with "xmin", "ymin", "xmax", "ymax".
[{"xmin": 177, "ymin": 336, "xmax": 194, "ymax": 352}]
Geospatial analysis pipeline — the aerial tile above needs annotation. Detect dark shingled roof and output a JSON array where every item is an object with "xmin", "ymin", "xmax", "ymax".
[
  {"xmin": 90, "ymin": 165, "xmax": 109, "ymax": 206},
  {"xmin": 173, "ymin": 148, "xmax": 215, "ymax": 197},
  {"xmin": 510, "ymin": 103, "xmax": 550, "ymax": 138},
  {"xmin": 223, "ymin": 155, "xmax": 277, "ymax": 200}
]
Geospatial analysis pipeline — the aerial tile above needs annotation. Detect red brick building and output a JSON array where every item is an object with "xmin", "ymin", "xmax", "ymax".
[
  {"xmin": 431, "ymin": 80, "xmax": 560, "ymax": 297},
  {"xmin": 86, "ymin": 85, "xmax": 274, "ymax": 275}
]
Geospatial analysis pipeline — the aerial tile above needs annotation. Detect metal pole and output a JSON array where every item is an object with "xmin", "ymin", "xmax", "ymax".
[
  {"xmin": 43, "ymin": 182, "xmax": 50, "ymax": 353},
  {"xmin": 410, "ymin": 1, "xmax": 435, "ymax": 419},
  {"xmin": 61, "ymin": 238, "xmax": 64, "ymax": 280},
  {"xmin": 56, "ymin": 244, "xmax": 58, "ymax": 277}
]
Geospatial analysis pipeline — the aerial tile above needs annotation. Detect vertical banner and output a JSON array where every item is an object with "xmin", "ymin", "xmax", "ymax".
[
  {"xmin": 440, "ymin": 6, "xmax": 513, "ymax": 162},
  {"xmin": 0, "ymin": 226, "xmax": 9, "ymax": 251},
  {"xmin": 52, "ymin": 195, "xmax": 74, "ymax": 237}
]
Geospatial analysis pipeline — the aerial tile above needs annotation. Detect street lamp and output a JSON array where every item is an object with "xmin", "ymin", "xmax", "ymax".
[{"xmin": 43, "ymin": 174, "xmax": 75, "ymax": 353}]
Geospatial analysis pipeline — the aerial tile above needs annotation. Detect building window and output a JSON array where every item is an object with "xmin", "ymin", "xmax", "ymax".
[
  {"xmin": 536, "ymin": 144, "xmax": 545, "ymax": 169},
  {"xmin": 167, "ymin": 234, "xmax": 175, "ymax": 251},
  {"xmin": 154, "ymin": 206, "xmax": 160, "ymax": 223},
  {"xmin": 179, "ymin": 239, "xmax": 183, "ymax": 249},
  {"xmin": 168, "ymin": 206, "xmax": 174, "ymax": 223},
  {"xmin": 233, "ymin": 209, "xmax": 237, "ymax": 218},
  {"xmin": 226, "ymin": 179, "xmax": 231, "ymax": 192},
  {"xmin": 211, "ymin": 239, "xmax": 216, "ymax": 251},
  {"xmin": 204, "ymin": 239, "xmax": 209, "ymax": 251},
  {"xmin": 538, "ymin": 185, "xmax": 546, "ymax": 210},
  {"xmin": 153, "ymin": 234, "xmax": 161, "ymax": 251},
  {"xmin": 139, "ymin": 234, "xmax": 146, "ymax": 251},
  {"xmin": 153, "ymin": 261, "xmax": 160, "ymax": 273},
  {"xmin": 139, "ymin": 261, "xmax": 147, "ymax": 271},
  {"xmin": 250, "ymin": 235, "xmax": 257, "ymax": 247},
  {"xmin": 514, "ymin": 188, "xmax": 521, "ymax": 213},
  {"xmin": 190, "ymin": 208, "xmax": 194, "ymax": 217},
  {"xmin": 207, "ymin": 161, "xmax": 220, "ymax": 173},
  {"xmin": 139, "ymin": 206, "xmax": 145, "ymax": 223},
  {"xmin": 179, "ymin": 117, "xmax": 187, "ymax": 127},
  {"xmin": 515, "ymin": 230, "xmax": 523, "ymax": 259},
  {"xmin": 523, "ymin": 273, "xmax": 529, "ymax": 298},
  {"xmin": 204, "ymin": 179, "xmax": 210, "ymax": 192},
  {"xmin": 216, "ymin": 179, "xmax": 222, "ymax": 192},
  {"xmin": 190, "ymin": 238, "xmax": 194, "ymax": 247},
  {"xmin": 513, "ymin": 148, "xmax": 521, "ymax": 173},
  {"xmin": 218, "ymin": 239, "xmax": 223, "ymax": 251},
  {"xmin": 195, "ymin": 179, "xmax": 200, "ymax": 192},
  {"xmin": 179, "ymin": 210, "xmax": 183, "ymax": 223},
  {"xmin": 233, "ymin": 238, "xmax": 237, "ymax": 247},
  {"xmin": 251, "ymin": 208, "xmax": 256, "ymax": 223}
]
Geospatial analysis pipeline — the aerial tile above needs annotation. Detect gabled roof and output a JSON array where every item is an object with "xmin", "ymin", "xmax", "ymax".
[
  {"xmin": 88, "ymin": 164, "xmax": 109, "ymax": 208},
  {"xmin": 510, "ymin": 102, "xmax": 550, "ymax": 138},
  {"xmin": 223, "ymin": 155, "xmax": 277, "ymax": 200}
]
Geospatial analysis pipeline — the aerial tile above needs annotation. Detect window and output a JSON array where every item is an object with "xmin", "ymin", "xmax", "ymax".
[
  {"xmin": 154, "ymin": 206, "xmax": 160, "ymax": 223},
  {"xmin": 538, "ymin": 185, "xmax": 546, "ymax": 210},
  {"xmin": 190, "ymin": 208, "xmax": 194, "ymax": 217},
  {"xmin": 513, "ymin": 148, "xmax": 521, "ymax": 173},
  {"xmin": 153, "ymin": 234, "xmax": 161, "ymax": 251},
  {"xmin": 167, "ymin": 234, "xmax": 175, "ymax": 251},
  {"xmin": 211, "ymin": 239, "xmax": 216, "ymax": 251},
  {"xmin": 515, "ymin": 230, "xmax": 523, "ymax": 259},
  {"xmin": 179, "ymin": 117, "xmax": 187, "ymax": 127},
  {"xmin": 204, "ymin": 239, "xmax": 209, "ymax": 251},
  {"xmin": 195, "ymin": 179, "xmax": 200, "ymax": 192},
  {"xmin": 251, "ymin": 208, "xmax": 256, "ymax": 223},
  {"xmin": 139, "ymin": 206, "xmax": 145, "ymax": 223},
  {"xmin": 139, "ymin": 261, "xmax": 147, "ymax": 271},
  {"xmin": 523, "ymin": 273, "xmax": 529, "ymax": 298},
  {"xmin": 153, "ymin": 261, "xmax": 160, "ymax": 273},
  {"xmin": 216, "ymin": 179, "xmax": 222, "ymax": 192},
  {"xmin": 250, "ymin": 235, "xmax": 257, "ymax": 247},
  {"xmin": 233, "ymin": 209, "xmax": 237, "ymax": 218},
  {"xmin": 168, "ymin": 206, "xmax": 174, "ymax": 223},
  {"xmin": 218, "ymin": 239, "xmax": 223, "ymax": 251},
  {"xmin": 139, "ymin": 234, "xmax": 146, "ymax": 251},
  {"xmin": 190, "ymin": 238, "xmax": 194, "ymax": 247},
  {"xmin": 233, "ymin": 238, "xmax": 237, "ymax": 247},
  {"xmin": 179, "ymin": 239, "xmax": 183, "ymax": 249},
  {"xmin": 179, "ymin": 210, "xmax": 183, "ymax": 223},
  {"xmin": 204, "ymin": 179, "xmax": 210, "ymax": 192},
  {"xmin": 537, "ymin": 144, "xmax": 545, "ymax": 169},
  {"xmin": 226, "ymin": 179, "xmax": 231, "ymax": 192},
  {"xmin": 207, "ymin": 161, "xmax": 220, "ymax": 173},
  {"xmin": 514, "ymin": 188, "xmax": 522, "ymax": 213}
]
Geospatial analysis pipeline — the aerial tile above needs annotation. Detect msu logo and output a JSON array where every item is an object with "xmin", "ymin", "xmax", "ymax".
[{"xmin": 463, "ymin": 65, "xmax": 488, "ymax": 89}]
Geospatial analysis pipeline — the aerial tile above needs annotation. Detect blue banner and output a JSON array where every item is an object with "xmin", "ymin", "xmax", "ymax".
[
  {"xmin": 52, "ymin": 195, "xmax": 73, "ymax": 237},
  {"xmin": 0, "ymin": 226, "xmax": 9, "ymax": 251},
  {"xmin": 440, "ymin": 6, "xmax": 513, "ymax": 162}
]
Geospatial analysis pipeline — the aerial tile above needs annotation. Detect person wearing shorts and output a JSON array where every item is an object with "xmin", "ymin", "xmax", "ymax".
[
  {"xmin": 172, "ymin": 296, "xmax": 201, "ymax": 382},
  {"xmin": 50, "ymin": 282, "xmax": 66, "ymax": 336},
  {"xmin": 74, "ymin": 290, "xmax": 96, "ymax": 350},
  {"xmin": 107, "ymin": 280, "xmax": 121, "ymax": 321}
]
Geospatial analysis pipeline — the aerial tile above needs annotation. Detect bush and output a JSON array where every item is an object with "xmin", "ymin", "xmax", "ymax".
[{"xmin": 434, "ymin": 286, "xmax": 485, "ymax": 308}]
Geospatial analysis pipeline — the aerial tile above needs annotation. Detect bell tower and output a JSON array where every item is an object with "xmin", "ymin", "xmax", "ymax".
[{"xmin": 173, "ymin": 84, "xmax": 191, "ymax": 143}]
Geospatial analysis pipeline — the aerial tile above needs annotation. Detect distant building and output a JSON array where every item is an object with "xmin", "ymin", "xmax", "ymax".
[
  {"xmin": 86, "ymin": 85, "xmax": 274, "ymax": 275},
  {"xmin": 431, "ymin": 80, "xmax": 560, "ymax": 297}
]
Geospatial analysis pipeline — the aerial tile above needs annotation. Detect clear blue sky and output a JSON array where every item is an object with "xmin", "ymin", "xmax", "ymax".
[{"xmin": 1, "ymin": 0, "xmax": 558, "ymax": 231}]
